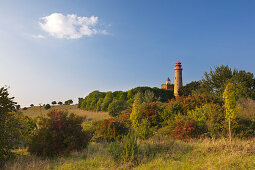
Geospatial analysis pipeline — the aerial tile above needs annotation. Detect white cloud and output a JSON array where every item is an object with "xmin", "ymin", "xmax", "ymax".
[
  {"xmin": 39, "ymin": 13, "xmax": 108, "ymax": 39},
  {"xmin": 32, "ymin": 34, "xmax": 45, "ymax": 39}
]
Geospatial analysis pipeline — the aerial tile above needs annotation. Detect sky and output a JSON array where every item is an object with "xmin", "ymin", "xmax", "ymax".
[{"xmin": 0, "ymin": 0, "xmax": 255, "ymax": 107}]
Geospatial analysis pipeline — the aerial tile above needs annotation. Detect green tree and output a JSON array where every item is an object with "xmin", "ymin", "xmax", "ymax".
[
  {"xmin": 143, "ymin": 90, "xmax": 155, "ymax": 103},
  {"xmin": 96, "ymin": 98, "xmax": 103, "ymax": 112},
  {"xmin": 200, "ymin": 65, "xmax": 233, "ymax": 97},
  {"xmin": 30, "ymin": 104, "xmax": 34, "ymax": 107},
  {"xmin": 64, "ymin": 99, "xmax": 73, "ymax": 105},
  {"xmin": 101, "ymin": 92, "xmax": 113, "ymax": 111},
  {"xmin": 199, "ymin": 65, "xmax": 255, "ymax": 100},
  {"xmin": 134, "ymin": 91, "xmax": 143, "ymax": 105},
  {"xmin": 178, "ymin": 81, "xmax": 201, "ymax": 96},
  {"xmin": 45, "ymin": 104, "xmax": 51, "ymax": 110},
  {"xmin": 130, "ymin": 99, "xmax": 140, "ymax": 127},
  {"xmin": 58, "ymin": 101, "xmax": 63, "ymax": 105},
  {"xmin": 223, "ymin": 82, "xmax": 237, "ymax": 142},
  {"xmin": 0, "ymin": 87, "xmax": 20, "ymax": 165},
  {"xmin": 51, "ymin": 101, "xmax": 57, "ymax": 105},
  {"xmin": 108, "ymin": 99, "xmax": 126, "ymax": 117}
]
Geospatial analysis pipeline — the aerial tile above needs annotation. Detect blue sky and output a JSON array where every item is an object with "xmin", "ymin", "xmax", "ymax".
[{"xmin": 0, "ymin": 0, "xmax": 255, "ymax": 106}]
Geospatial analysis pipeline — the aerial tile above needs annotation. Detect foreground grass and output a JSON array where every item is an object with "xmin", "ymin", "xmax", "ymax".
[
  {"xmin": 4, "ymin": 137, "xmax": 255, "ymax": 170},
  {"xmin": 21, "ymin": 104, "xmax": 109, "ymax": 121}
]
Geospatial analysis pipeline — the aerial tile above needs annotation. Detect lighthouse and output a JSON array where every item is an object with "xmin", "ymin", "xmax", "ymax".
[{"xmin": 174, "ymin": 62, "xmax": 183, "ymax": 96}]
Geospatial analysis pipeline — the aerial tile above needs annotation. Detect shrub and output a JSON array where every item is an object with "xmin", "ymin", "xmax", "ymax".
[
  {"xmin": 136, "ymin": 119, "xmax": 152, "ymax": 139},
  {"xmin": 28, "ymin": 110, "xmax": 89, "ymax": 157},
  {"xmin": 93, "ymin": 118, "xmax": 129, "ymax": 142},
  {"xmin": 58, "ymin": 101, "xmax": 63, "ymax": 105},
  {"xmin": 161, "ymin": 103, "xmax": 183, "ymax": 126},
  {"xmin": 108, "ymin": 130, "xmax": 138, "ymax": 163},
  {"xmin": 170, "ymin": 94, "xmax": 223, "ymax": 114},
  {"xmin": 171, "ymin": 120, "xmax": 202, "ymax": 139},
  {"xmin": 44, "ymin": 104, "xmax": 51, "ymax": 110},
  {"xmin": 139, "ymin": 102, "xmax": 162, "ymax": 127},
  {"xmin": 187, "ymin": 103, "xmax": 225, "ymax": 138},
  {"xmin": 233, "ymin": 118, "xmax": 255, "ymax": 138},
  {"xmin": 118, "ymin": 109, "xmax": 132, "ymax": 127}
]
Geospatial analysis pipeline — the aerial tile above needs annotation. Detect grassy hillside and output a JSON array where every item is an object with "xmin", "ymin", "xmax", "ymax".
[
  {"xmin": 4, "ymin": 136, "xmax": 255, "ymax": 170},
  {"xmin": 21, "ymin": 105, "xmax": 109, "ymax": 121}
]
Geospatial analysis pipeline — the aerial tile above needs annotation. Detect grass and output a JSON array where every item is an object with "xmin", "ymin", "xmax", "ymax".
[
  {"xmin": 21, "ymin": 104, "xmax": 109, "ymax": 121},
  {"xmin": 4, "ymin": 136, "xmax": 255, "ymax": 170}
]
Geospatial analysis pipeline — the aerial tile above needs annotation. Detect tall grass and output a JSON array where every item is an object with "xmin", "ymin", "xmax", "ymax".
[{"xmin": 5, "ymin": 137, "xmax": 254, "ymax": 169}]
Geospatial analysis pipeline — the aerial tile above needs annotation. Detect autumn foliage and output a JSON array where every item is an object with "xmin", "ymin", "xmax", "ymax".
[{"xmin": 28, "ymin": 110, "xmax": 89, "ymax": 156}]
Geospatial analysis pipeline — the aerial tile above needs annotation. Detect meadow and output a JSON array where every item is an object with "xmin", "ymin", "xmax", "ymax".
[
  {"xmin": 21, "ymin": 104, "xmax": 109, "ymax": 121},
  {"xmin": 4, "ymin": 136, "xmax": 255, "ymax": 170}
]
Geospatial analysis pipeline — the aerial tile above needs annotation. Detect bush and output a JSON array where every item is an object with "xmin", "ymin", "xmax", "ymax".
[
  {"xmin": 0, "ymin": 87, "xmax": 20, "ymax": 166},
  {"xmin": 171, "ymin": 120, "xmax": 202, "ymax": 139},
  {"xmin": 233, "ymin": 118, "xmax": 255, "ymax": 138},
  {"xmin": 44, "ymin": 104, "xmax": 51, "ymax": 110},
  {"xmin": 108, "ymin": 130, "xmax": 138, "ymax": 163},
  {"xmin": 28, "ymin": 110, "xmax": 89, "ymax": 157},
  {"xmin": 136, "ymin": 119, "xmax": 152, "ymax": 139},
  {"xmin": 139, "ymin": 102, "xmax": 162, "ymax": 127},
  {"xmin": 93, "ymin": 118, "xmax": 129, "ymax": 142},
  {"xmin": 187, "ymin": 103, "xmax": 225, "ymax": 138}
]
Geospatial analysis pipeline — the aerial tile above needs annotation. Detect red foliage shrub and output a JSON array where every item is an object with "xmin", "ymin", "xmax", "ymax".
[
  {"xmin": 139, "ymin": 103, "xmax": 162, "ymax": 127},
  {"xmin": 94, "ymin": 117, "xmax": 129, "ymax": 142},
  {"xmin": 118, "ymin": 109, "xmax": 132, "ymax": 126},
  {"xmin": 171, "ymin": 120, "xmax": 200, "ymax": 139},
  {"xmin": 28, "ymin": 110, "xmax": 89, "ymax": 157},
  {"xmin": 169, "ymin": 94, "xmax": 222, "ymax": 114}
]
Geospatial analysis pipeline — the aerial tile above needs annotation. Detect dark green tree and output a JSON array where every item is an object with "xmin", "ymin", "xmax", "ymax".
[
  {"xmin": 178, "ymin": 81, "xmax": 201, "ymax": 96},
  {"xmin": 199, "ymin": 65, "xmax": 255, "ymax": 100},
  {"xmin": 58, "ymin": 101, "xmax": 63, "ymax": 105},
  {"xmin": 108, "ymin": 99, "xmax": 126, "ymax": 117},
  {"xmin": 0, "ymin": 87, "xmax": 20, "ymax": 165},
  {"xmin": 51, "ymin": 101, "xmax": 57, "ymax": 105},
  {"xmin": 45, "ymin": 104, "xmax": 51, "ymax": 110},
  {"xmin": 101, "ymin": 92, "xmax": 113, "ymax": 111}
]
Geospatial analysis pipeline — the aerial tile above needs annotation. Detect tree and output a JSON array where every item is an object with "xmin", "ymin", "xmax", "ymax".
[
  {"xmin": 101, "ymin": 92, "xmax": 113, "ymax": 111},
  {"xmin": 45, "ymin": 104, "xmax": 51, "ymax": 110},
  {"xmin": 178, "ymin": 81, "xmax": 201, "ymax": 96},
  {"xmin": 58, "ymin": 101, "xmax": 63, "ymax": 105},
  {"xmin": 200, "ymin": 65, "xmax": 233, "ymax": 97},
  {"xmin": 143, "ymin": 90, "xmax": 155, "ymax": 103},
  {"xmin": 108, "ymin": 99, "xmax": 126, "ymax": 117},
  {"xmin": 51, "ymin": 101, "xmax": 57, "ymax": 105},
  {"xmin": 64, "ymin": 99, "xmax": 73, "ymax": 105},
  {"xmin": 0, "ymin": 87, "xmax": 20, "ymax": 165},
  {"xmin": 134, "ymin": 91, "xmax": 143, "ymax": 105},
  {"xmin": 130, "ymin": 99, "xmax": 140, "ymax": 127},
  {"xmin": 16, "ymin": 105, "xmax": 21, "ymax": 110},
  {"xmin": 223, "ymin": 82, "xmax": 237, "ymax": 142},
  {"xmin": 30, "ymin": 104, "xmax": 34, "ymax": 107},
  {"xmin": 199, "ymin": 65, "xmax": 255, "ymax": 100}
]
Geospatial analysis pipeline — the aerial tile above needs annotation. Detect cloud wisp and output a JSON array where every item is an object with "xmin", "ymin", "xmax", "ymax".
[{"xmin": 39, "ymin": 13, "xmax": 108, "ymax": 39}]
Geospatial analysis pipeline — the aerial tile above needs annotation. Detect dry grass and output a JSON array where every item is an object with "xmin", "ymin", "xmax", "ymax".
[
  {"xmin": 4, "ymin": 137, "xmax": 255, "ymax": 170},
  {"xmin": 21, "ymin": 105, "xmax": 109, "ymax": 121},
  {"xmin": 238, "ymin": 98, "xmax": 255, "ymax": 121}
]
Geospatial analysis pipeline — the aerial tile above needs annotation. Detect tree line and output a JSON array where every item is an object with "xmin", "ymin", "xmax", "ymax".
[{"xmin": 78, "ymin": 87, "xmax": 174, "ymax": 116}]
